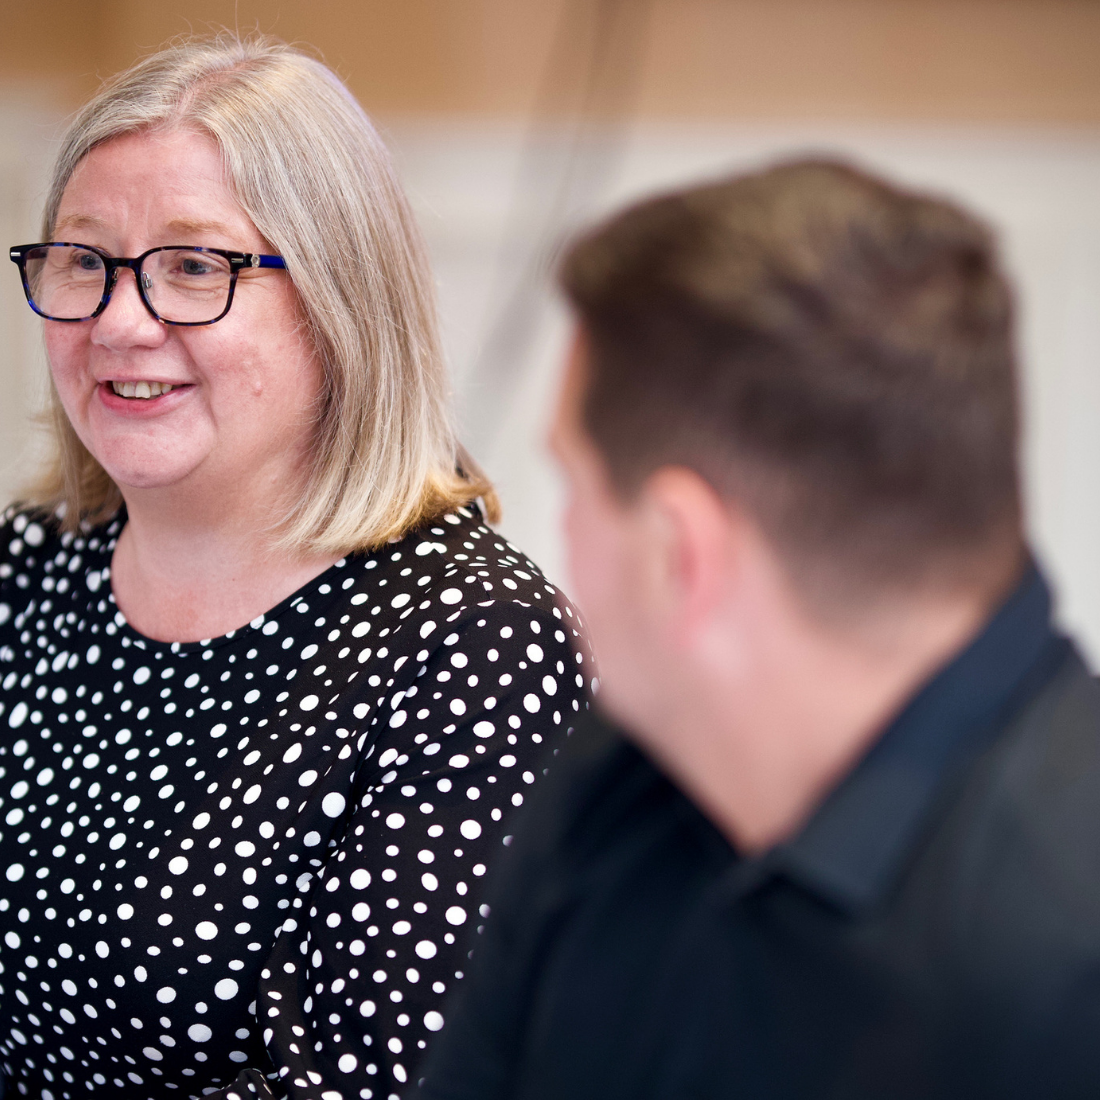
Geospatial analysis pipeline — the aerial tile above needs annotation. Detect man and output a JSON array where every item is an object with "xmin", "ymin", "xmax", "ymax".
[{"xmin": 418, "ymin": 160, "xmax": 1100, "ymax": 1099}]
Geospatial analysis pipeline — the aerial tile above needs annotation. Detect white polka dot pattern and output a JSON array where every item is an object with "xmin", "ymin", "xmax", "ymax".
[{"xmin": 0, "ymin": 506, "xmax": 592, "ymax": 1099}]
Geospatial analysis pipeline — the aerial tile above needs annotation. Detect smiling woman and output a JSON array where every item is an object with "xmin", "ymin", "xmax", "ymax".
[
  {"xmin": 41, "ymin": 127, "xmax": 324, "ymax": 595},
  {"xmin": 0, "ymin": 35, "xmax": 591, "ymax": 1100}
]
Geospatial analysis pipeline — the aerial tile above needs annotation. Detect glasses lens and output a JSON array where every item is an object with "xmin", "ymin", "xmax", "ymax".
[
  {"xmin": 25, "ymin": 245, "xmax": 107, "ymax": 320},
  {"xmin": 142, "ymin": 249, "xmax": 233, "ymax": 323}
]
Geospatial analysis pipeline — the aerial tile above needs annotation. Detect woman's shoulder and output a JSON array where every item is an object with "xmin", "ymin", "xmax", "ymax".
[
  {"xmin": 0, "ymin": 505, "xmax": 62, "ymax": 580},
  {"xmin": 0, "ymin": 505, "xmax": 116, "ymax": 600},
  {"xmin": 361, "ymin": 504, "xmax": 583, "ymax": 634},
  {"xmin": 305, "ymin": 504, "xmax": 591, "ymax": 701}
]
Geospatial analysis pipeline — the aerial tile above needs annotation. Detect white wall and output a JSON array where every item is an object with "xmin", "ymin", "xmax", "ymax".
[
  {"xmin": 392, "ymin": 119, "xmax": 1100, "ymax": 664},
  {"xmin": 4, "ymin": 108, "xmax": 1100, "ymax": 661}
]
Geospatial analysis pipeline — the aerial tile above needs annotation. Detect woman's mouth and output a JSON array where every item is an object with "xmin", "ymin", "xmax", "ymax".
[{"xmin": 109, "ymin": 381, "xmax": 176, "ymax": 399}]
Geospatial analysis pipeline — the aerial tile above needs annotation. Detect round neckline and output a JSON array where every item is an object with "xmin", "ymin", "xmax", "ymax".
[
  {"xmin": 65, "ymin": 502, "xmax": 478, "ymax": 655},
  {"xmin": 80, "ymin": 508, "xmax": 361, "ymax": 655},
  {"xmin": 106, "ymin": 552, "xmax": 357, "ymax": 655}
]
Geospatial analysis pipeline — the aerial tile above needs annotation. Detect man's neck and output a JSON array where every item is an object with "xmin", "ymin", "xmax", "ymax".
[{"xmin": 624, "ymin": 570, "xmax": 1020, "ymax": 856}]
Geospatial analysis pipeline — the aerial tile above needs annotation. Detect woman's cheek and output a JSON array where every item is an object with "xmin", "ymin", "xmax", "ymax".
[{"xmin": 45, "ymin": 327, "xmax": 87, "ymax": 393}]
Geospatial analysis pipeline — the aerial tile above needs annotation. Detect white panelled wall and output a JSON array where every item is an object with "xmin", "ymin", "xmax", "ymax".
[{"xmin": 3, "ymin": 109, "xmax": 1100, "ymax": 660}]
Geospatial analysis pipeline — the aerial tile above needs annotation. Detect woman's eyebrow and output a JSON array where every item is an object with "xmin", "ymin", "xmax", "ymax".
[
  {"xmin": 53, "ymin": 213, "xmax": 107, "ymax": 234},
  {"xmin": 164, "ymin": 217, "xmax": 235, "ymax": 237},
  {"xmin": 51, "ymin": 215, "xmax": 237, "ymax": 239}
]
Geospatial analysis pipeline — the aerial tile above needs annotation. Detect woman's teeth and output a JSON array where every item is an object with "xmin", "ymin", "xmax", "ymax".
[{"xmin": 110, "ymin": 381, "xmax": 175, "ymax": 399}]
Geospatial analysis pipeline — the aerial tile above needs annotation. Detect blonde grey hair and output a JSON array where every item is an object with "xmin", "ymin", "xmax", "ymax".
[{"xmin": 31, "ymin": 33, "xmax": 498, "ymax": 552}]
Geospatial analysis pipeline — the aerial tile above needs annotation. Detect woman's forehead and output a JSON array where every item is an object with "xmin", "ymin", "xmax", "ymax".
[
  {"xmin": 57, "ymin": 129, "xmax": 259, "ymax": 245},
  {"xmin": 70, "ymin": 127, "xmax": 223, "ymax": 181}
]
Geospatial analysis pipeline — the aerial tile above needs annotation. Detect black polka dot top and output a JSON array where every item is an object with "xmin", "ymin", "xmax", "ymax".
[{"xmin": 0, "ymin": 504, "xmax": 592, "ymax": 1100}]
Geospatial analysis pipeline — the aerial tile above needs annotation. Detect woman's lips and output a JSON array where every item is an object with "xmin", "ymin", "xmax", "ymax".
[
  {"xmin": 97, "ymin": 380, "xmax": 192, "ymax": 411},
  {"xmin": 110, "ymin": 380, "xmax": 176, "ymax": 399}
]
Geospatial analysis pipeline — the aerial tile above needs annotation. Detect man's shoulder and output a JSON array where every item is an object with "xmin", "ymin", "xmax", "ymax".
[
  {"xmin": 509, "ymin": 709, "xmax": 642, "ymax": 858},
  {"xmin": 509, "ymin": 708, "xmax": 720, "ymax": 885},
  {"xmin": 972, "ymin": 648, "xmax": 1100, "ymax": 890},
  {"xmin": 903, "ymin": 648, "xmax": 1100, "ymax": 967}
]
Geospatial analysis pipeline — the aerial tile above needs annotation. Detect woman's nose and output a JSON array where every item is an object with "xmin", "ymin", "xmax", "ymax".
[{"xmin": 91, "ymin": 266, "xmax": 165, "ymax": 346}]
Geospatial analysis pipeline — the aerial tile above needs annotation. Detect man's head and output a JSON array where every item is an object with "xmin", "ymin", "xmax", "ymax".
[{"xmin": 551, "ymin": 158, "xmax": 1024, "ymax": 735}]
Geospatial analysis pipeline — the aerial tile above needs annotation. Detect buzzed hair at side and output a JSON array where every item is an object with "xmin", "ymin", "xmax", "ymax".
[{"xmin": 559, "ymin": 158, "xmax": 1023, "ymax": 606}]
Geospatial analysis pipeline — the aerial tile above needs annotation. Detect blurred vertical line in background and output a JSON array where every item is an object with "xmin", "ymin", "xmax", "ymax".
[{"xmin": 463, "ymin": 0, "xmax": 652, "ymax": 454}]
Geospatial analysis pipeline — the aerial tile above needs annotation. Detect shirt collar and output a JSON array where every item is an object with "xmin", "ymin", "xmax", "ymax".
[{"xmin": 767, "ymin": 562, "xmax": 1071, "ymax": 915}]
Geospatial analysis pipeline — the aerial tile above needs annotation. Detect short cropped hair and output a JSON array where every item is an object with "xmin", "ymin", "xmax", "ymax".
[
  {"xmin": 560, "ymin": 159, "xmax": 1023, "ymax": 601},
  {"xmin": 31, "ymin": 34, "xmax": 497, "ymax": 552}
]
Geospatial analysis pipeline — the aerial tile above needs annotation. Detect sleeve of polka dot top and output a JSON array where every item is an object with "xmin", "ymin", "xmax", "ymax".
[{"xmin": 212, "ymin": 599, "xmax": 589, "ymax": 1100}]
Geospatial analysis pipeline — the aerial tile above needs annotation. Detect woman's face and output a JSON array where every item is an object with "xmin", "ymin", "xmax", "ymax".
[{"xmin": 46, "ymin": 128, "xmax": 323, "ymax": 506}]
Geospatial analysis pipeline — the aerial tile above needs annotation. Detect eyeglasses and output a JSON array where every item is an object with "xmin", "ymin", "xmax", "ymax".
[{"xmin": 8, "ymin": 243, "xmax": 287, "ymax": 326}]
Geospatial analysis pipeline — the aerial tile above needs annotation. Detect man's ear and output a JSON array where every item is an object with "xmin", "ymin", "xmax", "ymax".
[{"xmin": 639, "ymin": 467, "xmax": 743, "ymax": 648}]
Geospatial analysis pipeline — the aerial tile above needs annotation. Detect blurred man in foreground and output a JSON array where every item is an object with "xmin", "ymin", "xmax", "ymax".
[{"xmin": 418, "ymin": 160, "xmax": 1100, "ymax": 1099}]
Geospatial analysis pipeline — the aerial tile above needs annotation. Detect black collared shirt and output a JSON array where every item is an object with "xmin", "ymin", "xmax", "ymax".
[{"xmin": 419, "ymin": 567, "xmax": 1100, "ymax": 1100}]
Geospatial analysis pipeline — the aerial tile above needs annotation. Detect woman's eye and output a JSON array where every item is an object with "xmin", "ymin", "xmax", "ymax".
[
  {"xmin": 75, "ymin": 252, "xmax": 103, "ymax": 271},
  {"xmin": 180, "ymin": 258, "xmax": 213, "ymax": 276}
]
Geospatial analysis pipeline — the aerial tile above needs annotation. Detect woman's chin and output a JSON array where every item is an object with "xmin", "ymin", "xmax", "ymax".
[
  {"xmin": 78, "ymin": 430, "xmax": 210, "ymax": 495},
  {"xmin": 100, "ymin": 461, "xmax": 203, "ymax": 494}
]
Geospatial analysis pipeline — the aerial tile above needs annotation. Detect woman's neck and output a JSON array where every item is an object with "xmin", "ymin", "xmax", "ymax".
[{"xmin": 109, "ymin": 490, "xmax": 342, "ymax": 644}]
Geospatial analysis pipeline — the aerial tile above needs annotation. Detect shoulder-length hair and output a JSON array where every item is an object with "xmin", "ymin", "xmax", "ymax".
[{"xmin": 30, "ymin": 33, "xmax": 498, "ymax": 552}]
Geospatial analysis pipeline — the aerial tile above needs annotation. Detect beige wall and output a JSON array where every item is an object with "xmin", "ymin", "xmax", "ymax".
[
  {"xmin": 6, "ymin": 2, "xmax": 1100, "ymax": 656},
  {"xmin": 3, "ymin": 0, "xmax": 1100, "ymax": 123}
]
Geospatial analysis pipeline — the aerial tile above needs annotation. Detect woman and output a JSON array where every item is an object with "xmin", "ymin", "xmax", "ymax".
[{"xmin": 0, "ymin": 36, "xmax": 590, "ymax": 1100}]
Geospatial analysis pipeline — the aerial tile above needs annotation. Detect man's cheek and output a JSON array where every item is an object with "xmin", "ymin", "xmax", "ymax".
[
  {"xmin": 564, "ymin": 494, "xmax": 605, "ymax": 581},
  {"xmin": 571, "ymin": 522, "xmax": 621, "ymax": 608}
]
